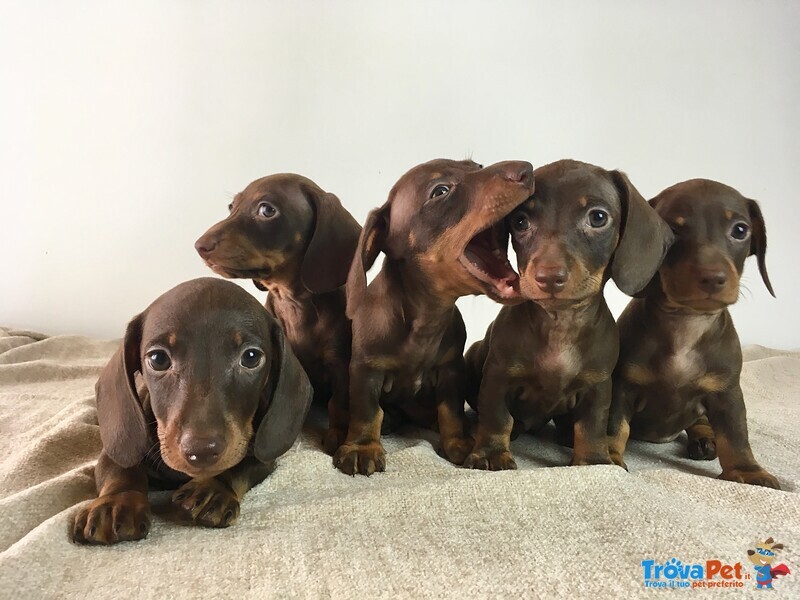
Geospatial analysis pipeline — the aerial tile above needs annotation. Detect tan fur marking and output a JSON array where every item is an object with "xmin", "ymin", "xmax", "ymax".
[
  {"xmin": 724, "ymin": 210, "xmax": 733, "ymax": 220},
  {"xmin": 233, "ymin": 332, "xmax": 242, "ymax": 346},
  {"xmin": 579, "ymin": 196, "xmax": 588, "ymax": 207},
  {"xmin": 623, "ymin": 363, "xmax": 657, "ymax": 386},
  {"xmin": 367, "ymin": 356, "xmax": 401, "ymax": 370},
  {"xmin": 168, "ymin": 332, "xmax": 177, "ymax": 347},
  {"xmin": 675, "ymin": 216, "xmax": 685, "ymax": 226},
  {"xmin": 506, "ymin": 361, "xmax": 530, "ymax": 377},
  {"xmin": 294, "ymin": 232, "xmax": 302, "ymax": 243},
  {"xmin": 580, "ymin": 369, "xmax": 608, "ymax": 384},
  {"xmin": 696, "ymin": 373, "xmax": 728, "ymax": 392}
]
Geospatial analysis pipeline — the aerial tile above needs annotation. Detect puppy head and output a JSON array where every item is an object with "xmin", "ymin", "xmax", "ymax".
[
  {"xmin": 509, "ymin": 160, "xmax": 673, "ymax": 308},
  {"xmin": 651, "ymin": 179, "xmax": 774, "ymax": 312},
  {"xmin": 195, "ymin": 174, "xmax": 360, "ymax": 294},
  {"xmin": 95, "ymin": 278, "xmax": 312, "ymax": 478},
  {"xmin": 346, "ymin": 158, "xmax": 534, "ymax": 313}
]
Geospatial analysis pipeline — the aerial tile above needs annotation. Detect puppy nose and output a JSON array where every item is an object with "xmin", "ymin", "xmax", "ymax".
[
  {"xmin": 534, "ymin": 265, "xmax": 569, "ymax": 294},
  {"xmin": 180, "ymin": 435, "xmax": 225, "ymax": 468},
  {"xmin": 194, "ymin": 236, "xmax": 218, "ymax": 258},
  {"xmin": 502, "ymin": 161, "xmax": 534, "ymax": 187},
  {"xmin": 698, "ymin": 268, "xmax": 728, "ymax": 294}
]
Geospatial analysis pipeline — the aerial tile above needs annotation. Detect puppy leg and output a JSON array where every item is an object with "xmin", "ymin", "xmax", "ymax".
[
  {"xmin": 607, "ymin": 380, "xmax": 634, "ymax": 470},
  {"xmin": 324, "ymin": 363, "xmax": 350, "ymax": 456},
  {"xmin": 72, "ymin": 452, "xmax": 151, "ymax": 545},
  {"xmin": 706, "ymin": 385, "xmax": 780, "ymax": 489},
  {"xmin": 686, "ymin": 416, "xmax": 717, "ymax": 460},
  {"xmin": 435, "ymin": 359, "xmax": 471, "ymax": 465},
  {"xmin": 172, "ymin": 457, "xmax": 276, "ymax": 527},
  {"xmin": 464, "ymin": 368, "xmax": 516, "ymax": 471},
  {"xmin": 333, "ymin": 364, "xmax": 386, "ymax": 476},
  {"xmin": 571, "ymin": 379, "xmax": 613, "ymax": 466}
]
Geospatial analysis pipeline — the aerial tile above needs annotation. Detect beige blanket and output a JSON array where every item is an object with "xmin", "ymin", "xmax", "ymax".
[{"xmin": 0, "ymin": 327, "xmax": 798, "ymax": 599}]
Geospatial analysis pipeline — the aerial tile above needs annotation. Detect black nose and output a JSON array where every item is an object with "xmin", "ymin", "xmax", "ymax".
[
  {"xmin": 534, "ymin": 265, "xmax": 568, "ymax": 294},
  {"xmin": 698, "ymin": 268, "xmax": 728, "ymax": 294},
  {"xmin": 194, "ymin": 237, "xmax": 218, "ymax": 259},
  {"xmin": 180, "ymin": 435, "xmax": 225, "ymax": 468},
  {"xmin": 503, "ymin": 161, "xmax": 534, "ymax": 187}
]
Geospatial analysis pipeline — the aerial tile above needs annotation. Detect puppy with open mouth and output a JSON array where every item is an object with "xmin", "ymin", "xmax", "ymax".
[{"xmin": 334, "ymin": 158, "xmax": 534, "ymax": 475}]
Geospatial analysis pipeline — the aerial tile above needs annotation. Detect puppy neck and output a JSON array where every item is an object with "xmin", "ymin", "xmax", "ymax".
[
  {"xmin": 382, "ymin": 258, "xmax": 459, "ymax": 326},
  {"xmin": 526, "ymin": 294, "xmax": 605, "ymax": 333}
]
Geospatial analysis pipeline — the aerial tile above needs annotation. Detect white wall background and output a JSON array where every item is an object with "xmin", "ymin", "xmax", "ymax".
[{"xmin": 1, "ymin": 1, "xmax": 798, "ymax": 348}]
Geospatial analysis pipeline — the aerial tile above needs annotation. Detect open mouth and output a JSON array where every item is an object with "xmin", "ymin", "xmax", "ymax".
[{"xmin": 458, "ymin": 222, "xmax": 520, "ymax": 300}]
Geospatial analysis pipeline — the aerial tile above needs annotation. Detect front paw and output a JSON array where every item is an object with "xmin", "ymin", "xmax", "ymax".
[
  {"xmin": 719, "ymin": 467, "xmax": 780, "ymax": 490},
  {"xmin": 172, "ymin": 479, "xmax": 240, "ymax": 527},
  {"xmin": 333, "ymin": 442, "xmax": 386, "ymax": 476},
  {"xmin": 687, "ymin": 437, "xmax": 717, "ymax": 460},
  {"xmin": 570, "ymin": 453, "xmax": 613, "ymax": 467},
  {"xmin": 438, "ymin": 436, "xmax": 472, "ymax": 466},
  {"xmin": 323, "ymin": 426, "xmax": 347, "ymax": 456},
  {"xmin": 463, "ymin": 448, "xmax": 517, "ymax": 471},
  {"xmin": 72, "ymin": 491, "xmax": 151, "ymax": 545},
  {"xmin": 609, "ymin": 451, "xmax": 629, "ymax": 471}
]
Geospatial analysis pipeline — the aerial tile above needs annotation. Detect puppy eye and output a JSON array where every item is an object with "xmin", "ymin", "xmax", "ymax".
[
  {"xmin": 587, "ymin": 209, "xmax": 609, "ymax": 228},
  {"xmin": 240, "ymin": 348, "xmax": 264, "ymax": 369},
  {"xmin": 147, "ymin": 350, "xmax": 171, "ymax": 371},
  {"xmin": 430, "ymin": 185, "xmax": 450, "ymax": 199},
  {"xmin": 510, "ymin": 212, "xmax": 530, "ymax": 232},
  {"xmin": 730, "ymin": 222, "xmax": 750, "ymax": 240},
  {"xmin": 227, "ymin": 203, "xmax": 233, "ymax": 212},
  {"xmin": 257, "ymin": 203, "xmax": 278, "ymax": 218}
]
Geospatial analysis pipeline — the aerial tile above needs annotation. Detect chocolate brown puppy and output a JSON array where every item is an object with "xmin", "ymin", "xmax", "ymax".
[
  {"xmin": 195, "ymin": 174, "xmax": 360, "ymax": 455},
  {"xmin": 72, "ymin": 278, "xmax": 312, "ymax": 544},
  {"xmin": 608, "ymin": 179, "xmax": 779, "ymax": 489},
  {"xmin": 334, "ymin": 159, "xmax": 534, "ymax": 475},
  {"xmin": 464, "ymin": 160, "xmax": 673, "ymax": 469}
]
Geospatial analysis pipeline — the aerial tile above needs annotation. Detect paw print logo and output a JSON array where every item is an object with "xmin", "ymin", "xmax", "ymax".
[{"xmin": 747, "ymin": 537, "xmax": 791, "ymax": 590}]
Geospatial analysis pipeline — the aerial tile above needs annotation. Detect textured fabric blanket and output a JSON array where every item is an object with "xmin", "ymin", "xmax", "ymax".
[{"xmin": 0, "ymin": 327, "xmax": 798, "ymax": 599}]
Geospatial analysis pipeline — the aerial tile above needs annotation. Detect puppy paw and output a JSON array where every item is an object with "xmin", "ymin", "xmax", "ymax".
[
  {"xmin": 323, "ymin": 426, "xmax": 347, "ymax": 456},
  {"xmin": 463, "ymin": 449, "xmax": 517, "ymax": 471},
  {"xmin": 609, "ymin": 451, "xmax": 629, "ymax": 471},
  {"xmin": 719, "ymin": 467, "xmax": 780, "ymax": 490},
  {"xmin": 438, "ymin": 436, "xmax": 472, "ymax": 466},
  {"xmin": 333, "ymin": 442, "xmax": 386, "ymax": 476},
  {"xmin": 570, "ymin": 453, "xmax": 613, "ymax": 467},
  {"xmin": 687, "ymin": 437, "xmax": 717, "ymax": 460},
  {"xmin": 172, "ymin": 479, "xmax": 240, "ymax": 527},
  {"xmin": 72, "ymin": 491, "xmax": 151, "ymax": 545}
]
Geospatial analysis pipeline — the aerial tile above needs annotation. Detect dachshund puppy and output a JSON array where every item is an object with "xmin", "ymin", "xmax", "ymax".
[
  {"xmin": 72, "ymin": 278, "xmax": 312, "ymax": 544},
  {"xmin": 464, "ymin": 160, "xmax": 673, "ymax": 469},
  {"xmin": 335, "ymin": 159, "xmax": 534, "ymax": 475},
  {"xmin": 195, "ymin": 174, "xmax": 360, "ymax": 455},
  {"xmin": 608, "ymin": 179, "xmax": 779, "ymax": 489}
]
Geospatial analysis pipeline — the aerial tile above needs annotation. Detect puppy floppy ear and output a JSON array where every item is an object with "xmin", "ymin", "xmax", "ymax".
[
  {"xmin": 301, "ymin": 191, "xmax": 362, "ymax": 294},
  {"xmin": 95, "ymin": 314, "xmax": 150, "ymax": 468},
  {"xmin": 345, "ymin": 203, "xmax": 390, "ymax": 319},
  {"xmin": 609, "ymin": 170, "xmax": 675, "ymax": 296},
  {"xmin": 746, "ymin": 198, "xmax": 775, "ymax": 297},
  {"xmin": 253, "ymin": 318, "xmax": 313, "ymax": 464}
]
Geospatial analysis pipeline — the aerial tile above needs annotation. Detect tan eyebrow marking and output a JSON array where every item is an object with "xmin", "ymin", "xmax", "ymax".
[
  {"xmin": 675, "ymin": 216, "xmax": 685, "ymax": 226},
  {"xmin": 233, "ymin": 332, "xmax": 242, "ymax": 346},
  {"xmin": 579, "ymin": 196, "xmax": 588, "ymax": 207},
  {"xmin": 724, "ymin": 210, "xmax": 733, "ymax": 220},
  {"xmin": 168, "ymin": 332, "xmax": 177, "ymax": 347}
]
